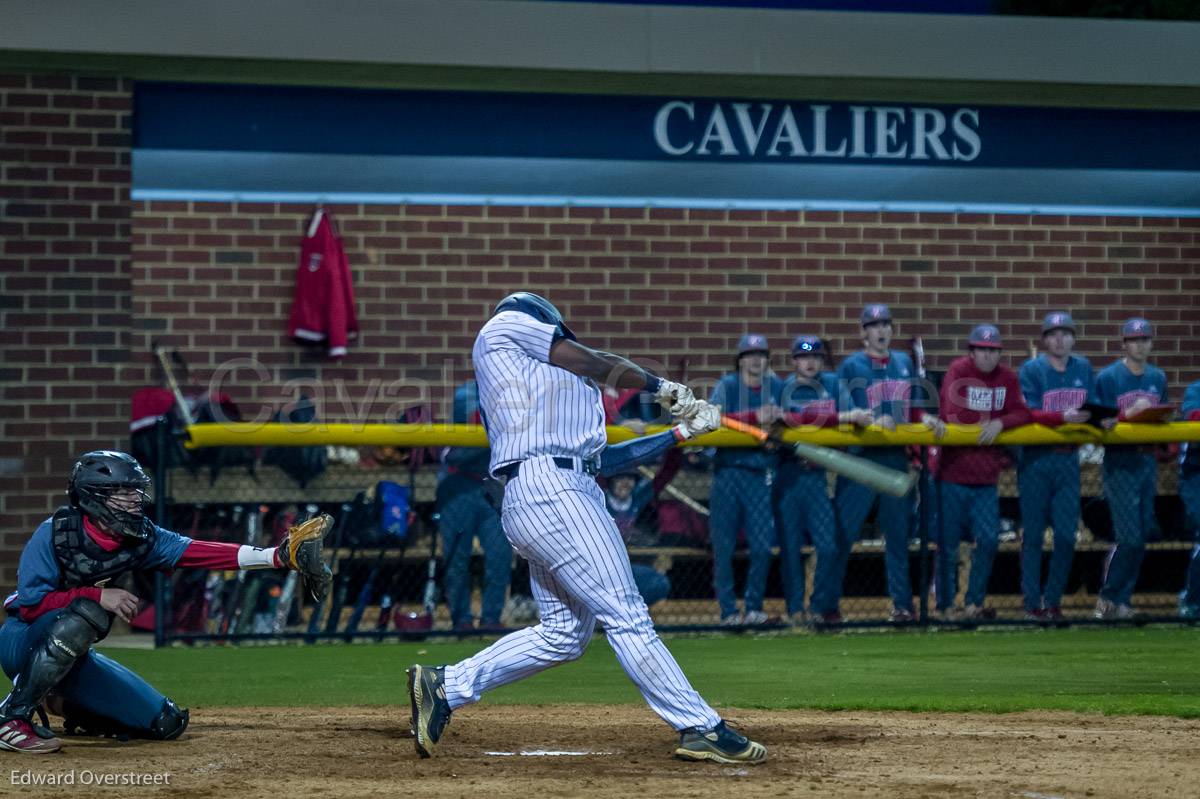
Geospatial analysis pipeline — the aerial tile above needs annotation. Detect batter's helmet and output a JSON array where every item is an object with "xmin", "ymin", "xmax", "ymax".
[
  {"xmin": 68, "ymin": 451, "xmax": 153, "ymax": 540},
  {"xmin": 493, "ymin": 292, "xmax": 576, "ymax": 341}
]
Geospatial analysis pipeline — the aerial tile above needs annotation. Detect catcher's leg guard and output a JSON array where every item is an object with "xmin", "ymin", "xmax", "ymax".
[
  {"xmin": 0, "ymin": 598, "xmax": 109, "ymax": 722},
  {"xmin": 149, "ymin": 698, "xmax": 189, "ymax": 740},
  {"xmin": 61, "ymin": 696, "xmax": 188, "ymax": 741}
]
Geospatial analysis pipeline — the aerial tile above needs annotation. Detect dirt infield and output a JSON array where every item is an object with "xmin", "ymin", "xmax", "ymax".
[{"xmin": 8, "ymin": 705, "xmax": 1198, "ymax": 798}]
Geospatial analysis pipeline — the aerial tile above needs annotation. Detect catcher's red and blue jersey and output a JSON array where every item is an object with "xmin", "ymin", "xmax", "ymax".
[{"xmin": 3, "ymin": 518, "xmax": 190, "ymax": 620}]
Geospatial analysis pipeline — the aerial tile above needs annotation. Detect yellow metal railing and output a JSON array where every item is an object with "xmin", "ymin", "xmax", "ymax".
[{"xmin": 183, "ymin": 421, "xmax": 1200, "ymax": 449}]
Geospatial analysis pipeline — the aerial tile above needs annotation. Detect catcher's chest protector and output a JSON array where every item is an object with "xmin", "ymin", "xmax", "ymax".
[{"xmin": 51, "ymin": 506, "xmax": 156, "ymax": 589}]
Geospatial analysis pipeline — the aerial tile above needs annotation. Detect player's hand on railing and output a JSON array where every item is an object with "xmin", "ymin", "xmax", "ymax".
[
  {"xmin": 757, "ymin": 404, "xmax": 784, "ymax": 425},
  {"xmin": 977, "ymin": 419, "xmax": 1004, "ymax": 445},
  {"xmin": 100, "ymin": 587, "xmax": 140, "ymax": 622},
  {"xmin": 840, "ymin": 408, "xmax": 875, "ymax": 427},
  {"xmin": 1062, "ymin": 409, "xmax": 1091, "ymax": 424},
  {"xmin": 920, "ymin": 413, "xmax": 947, "ymax": 439}
]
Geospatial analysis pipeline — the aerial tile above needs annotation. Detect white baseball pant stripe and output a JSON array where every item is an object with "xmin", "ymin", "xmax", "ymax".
[{"xmin": 444, "ymin": 458, "xmax": 721, "ymax": 732}]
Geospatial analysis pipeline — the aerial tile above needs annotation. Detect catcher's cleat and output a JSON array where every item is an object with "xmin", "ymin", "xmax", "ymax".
[
  {"xmin": 675, "ymin": 720, "xmax": 766, "ymax": 765},
  {"xmin": 0, "ymin": 717, "xmax": 62, "ymax": 754},
  {"xmin": 408, "ymin": 665, "xmax": 452, "ymax": 758}
]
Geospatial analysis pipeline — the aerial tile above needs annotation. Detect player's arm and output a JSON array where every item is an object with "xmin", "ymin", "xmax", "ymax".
[
  {"xmin": 551, "ymin": 338, "xmax": 694, "ymax": 414},
  {"xmin": 163, "ymin": 518, "xmax": 333, "ymax": 601},
  {"xmin": 598, "ymin": 403, "xmax": 720, "ymax": 478}
]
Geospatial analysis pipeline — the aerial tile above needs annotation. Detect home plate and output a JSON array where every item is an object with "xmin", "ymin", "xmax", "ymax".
[{"xmin": 484, "ymin": 750, "xmax": 612, "ymax": 757}]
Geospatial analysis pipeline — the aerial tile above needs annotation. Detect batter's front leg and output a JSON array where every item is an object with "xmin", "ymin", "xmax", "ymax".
[{"xmin": 444, "ymin": 559, "xmax": 594, "ymax": 708}]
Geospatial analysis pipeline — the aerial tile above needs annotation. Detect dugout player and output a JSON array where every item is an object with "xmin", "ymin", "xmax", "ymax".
[
  {"xmin": 934, "ymin": 325, "xmax": 1031, "ymax": 621},
  {"xmin": 708, "ymin": 334, "xmax": 785, "ymax": 626},
  {"xmin": 437, "ymin": 379, "xmax": 512, "ymax": 631},
  {"xmin": 0, "ymin": 451, "xmax": 329, "ymax": 754},
  {"xmin": 1094, "ymin": 318, "xmax": 1168, "ymax": 620},
  {"xmin": 1018, "ymin": 311, "xmax": 1095, "ymax": 621},
  {"xmin": 776, "ymin": 336, "xmax": 872, "ymax": 624},
  {"xmin": 1179, "ymin": 379, "xmax": 1200, "ymax": 619},
  {"xmin": 408, "ymin": 292, "xmax": 767, "ymax": 765},
  {"xmin": 833, "ymin": 304, "xmax": 944, "ymax": 623}
]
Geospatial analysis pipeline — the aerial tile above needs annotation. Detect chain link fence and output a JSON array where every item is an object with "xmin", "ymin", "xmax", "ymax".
[{"xmin": 140, "ymin": 420, "xmax": 1200, "ymax": 645}]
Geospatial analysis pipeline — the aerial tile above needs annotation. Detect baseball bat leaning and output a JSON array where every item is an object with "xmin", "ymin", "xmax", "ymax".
[
  {"xmin": 153, "ymin": 344, "xmax": 195, "ymax": 427},
  {"xmin": 720, "ymin": 415, "xmax": 917, "ymax": 498},
  {"xmin": 635, "ymin": 465, "xmax": 710, "ymax": 517}
]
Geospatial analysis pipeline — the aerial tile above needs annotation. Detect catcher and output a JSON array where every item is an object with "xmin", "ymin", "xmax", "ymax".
[{"xmin": 0, "ymin": 451, "xmax": 331, "ymax": 754}]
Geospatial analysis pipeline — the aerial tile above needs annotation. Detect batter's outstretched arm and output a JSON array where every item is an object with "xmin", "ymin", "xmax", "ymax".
[
  {"xmin": 550, "ymin": 338, "xmax": 659, "ymax": 390},
  {"xmin": 598, "ymin": 430, "xmax": 678, "ymax": 478}
]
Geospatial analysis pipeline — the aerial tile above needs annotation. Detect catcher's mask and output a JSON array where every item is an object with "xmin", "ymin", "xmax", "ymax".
[
  {"xmin": 68, "ymin": 451, "xmax": 153, "ymax": 540},
  {"xmin": 493, "ymin": 291, "xmax": 576, "ymax": 342}
]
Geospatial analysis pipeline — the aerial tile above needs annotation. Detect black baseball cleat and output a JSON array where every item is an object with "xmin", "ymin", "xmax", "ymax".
[
  {"xmin": 407, "ymin": 665, "xmax": 452, "ymax": 758},
  {"xmin": 675, "ymin": 720, "xmax": 767, "ymax": 765}
]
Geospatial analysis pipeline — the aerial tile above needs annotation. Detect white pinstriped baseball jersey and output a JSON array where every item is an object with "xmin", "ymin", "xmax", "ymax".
[
  {"xmin": 472, "ymin": 310, "xmax": 606, "ymax": 475},
  {"xmin": 444, "ymin": 308, "xmax": 722, "ymax": 732}
]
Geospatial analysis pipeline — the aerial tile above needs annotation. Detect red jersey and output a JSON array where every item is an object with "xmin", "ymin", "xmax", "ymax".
[
  {"xmin": 937, "ymin": 356, "xmax": 1030, "ymax": 485},
  {"xmin": 287, "ymin": 209, "xmax": 359, "ymax": 359}
]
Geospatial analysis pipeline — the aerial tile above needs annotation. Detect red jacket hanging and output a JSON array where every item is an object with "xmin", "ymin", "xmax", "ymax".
[{"xmin": 288, "ymin": 209, "xmax": 359, "ymax": 358}]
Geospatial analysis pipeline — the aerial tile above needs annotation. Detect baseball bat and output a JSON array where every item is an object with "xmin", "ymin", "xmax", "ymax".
[
  {"xmin": 420, "ymin": 519, "xmax": 440, "ymax": 621},
  {"xmin": 272, "ymin": 503, "xmax": 319, "ymax": 634},
  {"xmin": 635, "ymin": 465, "xmax": 709, "ymax": 517},
  {"xmin": 721, "ymin": 415, "xmax": 917, "ymax": 498},
  {"xmin": 153, "ymin": 344, "xmax": 195, "ymax": 427},
  {"xmin": 307, "ymin": 503, "xmax": 351, "ymax": 641},
  {"xmin": 222, "ymin": 504, "xmax": 267, "ymax": 636}
]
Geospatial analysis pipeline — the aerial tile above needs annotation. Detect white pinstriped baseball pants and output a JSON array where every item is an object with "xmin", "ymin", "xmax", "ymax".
[{"xmin": 444, "ymin": 457, "xmax": 722, "ymax": 731}]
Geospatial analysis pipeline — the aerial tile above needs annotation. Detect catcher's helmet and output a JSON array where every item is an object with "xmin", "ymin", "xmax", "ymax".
[
  {"xmin": 68, "ymin": 451, "xmax": 153, "ymax": 540},
  {"xmin": 493, "ymin": 292, "xmax": 576, "ymax": 341}
]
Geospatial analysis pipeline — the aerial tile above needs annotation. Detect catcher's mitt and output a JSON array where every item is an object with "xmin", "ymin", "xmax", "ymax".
[{"xmin": 278, "ymin": 513, "xmax": 334, "ymax": 603}]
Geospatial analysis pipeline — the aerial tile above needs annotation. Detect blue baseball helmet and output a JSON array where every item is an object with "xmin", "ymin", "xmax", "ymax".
[{"xmin": 493, "ymin": 292, "xmax": 576, "ymax": 341}]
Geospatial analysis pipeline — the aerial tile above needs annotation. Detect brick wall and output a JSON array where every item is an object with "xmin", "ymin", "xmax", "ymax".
[
  {"xmin": 4, "ymin": 74, "xmax": 1200, "ymax": 584},
  {"xmin": 1, "ymin": 74, "xmax": 133, "ymax": 585},
  {"xmin": 129, "ymin": 202, "xmax": 1200, "ymax": 428}
]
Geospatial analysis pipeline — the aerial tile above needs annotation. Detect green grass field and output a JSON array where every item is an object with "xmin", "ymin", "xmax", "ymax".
[{"xmin": 21, "ymin": 627, "xmax": 1187, "ymax": 718}]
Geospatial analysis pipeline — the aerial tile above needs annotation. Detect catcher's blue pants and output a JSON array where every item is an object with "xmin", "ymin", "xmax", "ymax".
[
  {"xmin": 1099, "ymin": 453, "xmax": 1157, "ymax": 606},
  {"xmin": 1181, "ymin": 470, "xmax": 1200, "ymax": 610},
  {"xmin": 936, "ymin": 482, "xmax": 1000, "ymax": 610},
  {"xmin": 775, "ymin": 464, "xmax": 836, "ymax": 616},
  {"xmin": 438, "ymin": 476, "xmax": 512, "ymax": 627},
  {"xmin": 833, "ymin": 448, "xmax": 915, "ymax": 613},
  {"xmin": 709, "ymin": 467, "xmax": 775, "ymax": 619},
  {"xmin": 0, "ymin": 610, "xmax": 167, "ymax": 734},
  {"xmin": 1018, "ymin": 450, "xmax": 1081, "ymax": 612}
]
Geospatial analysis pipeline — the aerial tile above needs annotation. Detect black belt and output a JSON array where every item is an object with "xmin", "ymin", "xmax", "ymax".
[{"xmin": 494, "ymin": 457, "xmax": 600, "ymax": 481}]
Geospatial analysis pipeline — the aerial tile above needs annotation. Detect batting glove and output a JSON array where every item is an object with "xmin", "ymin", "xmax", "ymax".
[
  {"xmin": 654, "ymin": 380, "xmax": 696, "ymax": 416},
  {"xmin": 674, "ymin": 401, "xmax": 721, "ymax": 440}
]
